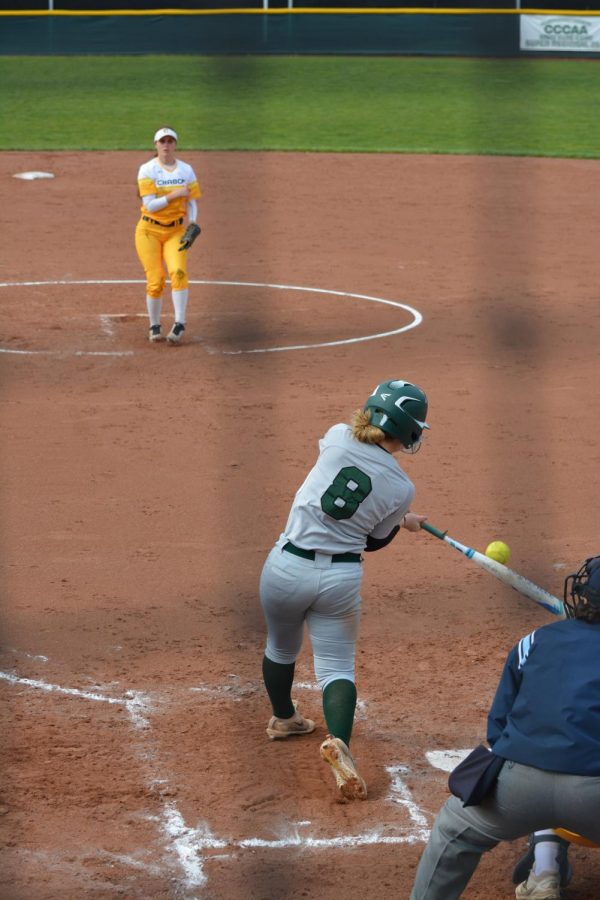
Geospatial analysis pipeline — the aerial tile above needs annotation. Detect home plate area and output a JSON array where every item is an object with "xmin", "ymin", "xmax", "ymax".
[{"xmin": 0, "ymin": 660, "xmax": 466, "ymax": 897}]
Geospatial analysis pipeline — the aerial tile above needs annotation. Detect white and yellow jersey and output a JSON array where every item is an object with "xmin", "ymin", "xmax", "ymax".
[{"xmin": 137, "ymin": 158, "xmax": 201, "ymax": 224}]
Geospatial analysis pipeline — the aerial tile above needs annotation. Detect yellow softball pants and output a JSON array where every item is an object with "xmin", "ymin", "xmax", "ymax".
[{"xmin": 134, "ymin": 218, "xmax": 189, "ymax": 299}]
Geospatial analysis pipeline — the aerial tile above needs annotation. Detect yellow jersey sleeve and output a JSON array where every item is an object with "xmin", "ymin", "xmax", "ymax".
[{"xmin": 138, "ymin": 176, "xmax": 156, "ymax": 197}]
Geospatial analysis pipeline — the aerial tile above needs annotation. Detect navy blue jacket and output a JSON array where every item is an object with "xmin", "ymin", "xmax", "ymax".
[{"xmin": 487, "ymin": 619, "xmax": 600, "ymax": 775}]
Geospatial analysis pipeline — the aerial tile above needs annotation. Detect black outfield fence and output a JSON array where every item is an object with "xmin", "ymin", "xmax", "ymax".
[{"xmin": 0, "ymin": 9, "xmax": 599, "ymax": 56}]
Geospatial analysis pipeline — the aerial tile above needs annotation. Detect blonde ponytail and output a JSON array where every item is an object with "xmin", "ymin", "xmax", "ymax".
[{"xmin": 351, "ymin": 408, "xmax": 386, "ymax": 444}]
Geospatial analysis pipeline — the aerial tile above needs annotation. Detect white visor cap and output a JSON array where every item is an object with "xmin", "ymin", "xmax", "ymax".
[{"xmin": 154, "ymin": 127, "xmax": 178, "ymax": 142}]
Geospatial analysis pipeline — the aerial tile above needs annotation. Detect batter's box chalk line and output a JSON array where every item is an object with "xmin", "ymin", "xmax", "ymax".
[
  {"xmin": 1, "ymin": 664, "xmax": 436, "ymax": 895},
  {"xmin": 0, "ymin": 279, "xmax": 423, "ymax": 357}
]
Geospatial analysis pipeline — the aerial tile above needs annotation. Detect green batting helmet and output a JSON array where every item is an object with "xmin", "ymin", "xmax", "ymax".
[{"xmin": 364, "ymin": 380, "xmax": 430, "ymax": 449}]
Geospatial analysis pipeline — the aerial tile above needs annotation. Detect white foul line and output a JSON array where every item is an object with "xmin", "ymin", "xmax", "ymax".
[{"xmin": 0, "ymin": 670, "xmax": 151, "ymax": 729}]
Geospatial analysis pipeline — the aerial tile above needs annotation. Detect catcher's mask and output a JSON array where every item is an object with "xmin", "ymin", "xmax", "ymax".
[
  {"xmin": 364, "ymin": 379, "xmax": 429, "ymax": 453},
  {"xmin": 563, "ymin": 555, "xmax": 600, "ymax": 619}
]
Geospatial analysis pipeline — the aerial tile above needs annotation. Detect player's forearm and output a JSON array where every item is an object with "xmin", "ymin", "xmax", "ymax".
[
  {"xmin": 143, "ymin": 188, "xmax": 189, "ymax": 213},
  {"xmin": 364, "ymin": 525, "xmax": 400, "ymax": 552},
  {"xmin": 143, "ymin": 195, "xmax": 169, "ymax": 213},
  {"xmin": 186, "ymin": 199, "xmax": 197, "ymax": 223}
]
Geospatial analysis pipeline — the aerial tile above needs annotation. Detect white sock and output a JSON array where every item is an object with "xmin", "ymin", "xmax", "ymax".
[
  {"xmin": 146, "ymin": 295, "xmax": 162, "ymax": 327},
  {"xmin": 172, "ymin": 288, "xmax": 188, "ymax": 325},
  {"xmin": 533, "ymin": 833, "xmax": 561, "ymax": 875}
]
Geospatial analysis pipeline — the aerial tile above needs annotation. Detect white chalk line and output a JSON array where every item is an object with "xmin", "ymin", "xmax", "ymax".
[
  {"xmin": 4, "ymin": 647, "xmax": 48, "ymax": 662},
  {"xmin": 161, "ymin": 805, "xmax": 218, "ymax": 891},
  {"xmin": 211, "ymin": 280, "xmax": 422, "ymax": 355},
  {"xmin": 98, "ymin": 850, "xmax": 164, "ymax": 876},
  {"xmin": 1, "ymin": 665, "xmax": 434, "ymax": 893},
  {"xmin": 0, "ymin": 345, "xmax": 133, "ymax": 358},
  {"xmin": 0, "ymin": 347, "xmax": 53, "ymax": 356},
  {"xmin": 0, "ymin": 670, "xmax": 152, "ymax": 729},
  {"xmin": 0, "ymin": 667, "xmax": 204, "ymax": 890},
  {"xmin": 0, "ymin": 279, "xmax": 422, "ymax": 357},
  {"xmin": 5, "ymin": 847, "xmax": 165, "ymax": 888},
  {"xmin": 386, "ymin": 765, "xmax": 430, "ymax": 835},
  {"xmin": 238, "ymin": 830, "xmax": 425, "ymax": 849}
]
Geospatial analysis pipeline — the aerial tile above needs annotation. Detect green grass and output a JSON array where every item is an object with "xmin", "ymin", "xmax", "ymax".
[{"xmin": 3, "ymin": 55, "xmax": 599, "ymax": 157}]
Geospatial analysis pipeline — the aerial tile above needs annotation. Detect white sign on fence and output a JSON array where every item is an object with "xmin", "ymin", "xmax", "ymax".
[{"xmin": 521, "ymin": 16, "xmax": 600, "ymax": 53}]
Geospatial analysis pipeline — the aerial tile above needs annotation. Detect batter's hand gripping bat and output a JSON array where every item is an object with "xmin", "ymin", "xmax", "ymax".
[{"xmin": 420, "ymin": 522, "xmax": 565, "ymax": 617}]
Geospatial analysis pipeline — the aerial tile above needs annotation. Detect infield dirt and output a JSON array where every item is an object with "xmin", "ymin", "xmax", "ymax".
[{"xmin": 1, "ymin": 150, "xmax": 599, "ymax": 898}]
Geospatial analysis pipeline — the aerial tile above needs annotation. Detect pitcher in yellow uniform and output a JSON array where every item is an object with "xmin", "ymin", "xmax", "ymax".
[{"xmin": 135, "ymin": 127, "xmax": 201, "ymax": 344}]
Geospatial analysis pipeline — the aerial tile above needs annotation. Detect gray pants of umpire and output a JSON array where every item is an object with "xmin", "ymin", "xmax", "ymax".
[{"xmin": 410, "ymin": 760, "xmax": 600, "ymax": 900}]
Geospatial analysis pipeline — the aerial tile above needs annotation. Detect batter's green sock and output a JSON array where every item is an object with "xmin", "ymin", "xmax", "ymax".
[
  {"xmin": 262, "ymin": 656, "xmax": 295, "ymax": 720},
  {"xmin": 323, "ymin": 679, "xmax": 357, "ymax": 747}
]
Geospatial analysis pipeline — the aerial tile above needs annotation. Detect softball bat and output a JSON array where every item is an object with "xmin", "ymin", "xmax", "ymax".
[{"xmin": 421, "ymin": 522, "xmax": 565, "ymax": 617}]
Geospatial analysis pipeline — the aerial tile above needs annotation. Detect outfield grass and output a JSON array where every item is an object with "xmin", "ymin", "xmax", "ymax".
[{"xmin": 3, "ymin": 55, "xmax": 599, "ymax": 157}]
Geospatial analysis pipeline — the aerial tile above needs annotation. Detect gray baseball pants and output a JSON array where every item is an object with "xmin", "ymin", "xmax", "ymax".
[
  {"xmin": 410, "ymin": 760, "xmax": 600, "ymax": 899},
  {"xmin": 260, "ymin": 544, "xmax": 363, "ymax": 690}
]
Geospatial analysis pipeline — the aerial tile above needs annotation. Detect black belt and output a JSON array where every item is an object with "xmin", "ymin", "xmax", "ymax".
[
  {"xmin": 142, "ymin": 216, "xmax": 184, "ymax": 227},
  {"xmin": 283, "ymin": 541, "xmax": 361, "ymax": 564}
]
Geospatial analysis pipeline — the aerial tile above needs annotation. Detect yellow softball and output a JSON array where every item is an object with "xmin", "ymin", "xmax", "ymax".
[{"xmin": 485, "ymin": 541, "xmax": 511, "ymax": 565}]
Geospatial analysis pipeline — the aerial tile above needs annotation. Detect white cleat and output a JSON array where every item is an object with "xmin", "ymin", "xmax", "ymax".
[{"xmin": 515, "ymin": 871, "xmax": 561, "ymax": 900}]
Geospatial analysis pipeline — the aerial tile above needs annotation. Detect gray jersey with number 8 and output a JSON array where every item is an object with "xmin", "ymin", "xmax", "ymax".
[{"xmin": 281, "ymin": 423, "xmax": 414, "ymax": 555}]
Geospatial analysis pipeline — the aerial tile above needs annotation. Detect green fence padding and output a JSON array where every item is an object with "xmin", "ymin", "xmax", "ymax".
[{"xmin": 0, "ymin": 13, "xmax": 519, "ymax": 56}]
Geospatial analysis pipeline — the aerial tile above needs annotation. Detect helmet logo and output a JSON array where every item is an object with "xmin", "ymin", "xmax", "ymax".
[
  {"xmin": 394, "ymin": 395, "xmax": 430, "ymax": 430},
  {"xmin": 380, "ymin": 393, "xmax": 391, "ymax": 400}
]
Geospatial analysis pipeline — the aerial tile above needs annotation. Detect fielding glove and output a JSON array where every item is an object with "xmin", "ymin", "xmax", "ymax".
[{"xmin": 178, "ymin": 222, "xmax": 201, "ymax": 251}]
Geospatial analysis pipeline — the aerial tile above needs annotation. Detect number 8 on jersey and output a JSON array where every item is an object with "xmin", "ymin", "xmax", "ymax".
[{"xmin": 321, "ymin": 466, "xmax": 373, "ymax": 521}]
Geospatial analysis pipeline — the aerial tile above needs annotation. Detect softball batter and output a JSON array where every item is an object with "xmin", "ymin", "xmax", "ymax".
[
  {"xmin": 135, "ymin": 127, "xmax": 201, "ymax": 344},
  {"xmin": 260, "ymin": 380, "xmax": 430, "ymax": 801}
]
